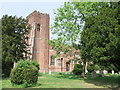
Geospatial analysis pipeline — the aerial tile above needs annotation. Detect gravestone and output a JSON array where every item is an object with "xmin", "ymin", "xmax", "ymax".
[
  {"xmin": 96, "ymin": 70, "xmax": 100, "ymax": 74},
  {"xmin": 103, "ymin": 70, "xmax": 108, "ymax": 74},
  {"xmin": 100, "ymin": 70, "xmax": 104, "ymax": 77},
  {"xmin": 92, "ymin": 71, "xmax": 96, "ymax": 78},
  {"xmin": 112, "ymin": 70, "xmax": 114, "ymax": 74}
]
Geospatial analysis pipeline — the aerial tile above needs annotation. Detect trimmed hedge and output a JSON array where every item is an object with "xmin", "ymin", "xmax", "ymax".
[{"xmin": 10, "ymin": 60, "xmax": 39, "ymax": 87}]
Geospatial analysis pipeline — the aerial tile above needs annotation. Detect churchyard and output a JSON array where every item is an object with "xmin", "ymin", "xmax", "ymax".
[
  {"xmin": 2, "ymin": 1, "xmax": 120, "ymax": 89},
  {"xmin": 2, "ymin": 72, "xmax": 120, "ymax": 88}
]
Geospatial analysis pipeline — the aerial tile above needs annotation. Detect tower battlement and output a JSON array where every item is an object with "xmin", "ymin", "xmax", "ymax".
[{"xmin": 27, "ymin": 10, "xmax": 49, "ymax": 19}]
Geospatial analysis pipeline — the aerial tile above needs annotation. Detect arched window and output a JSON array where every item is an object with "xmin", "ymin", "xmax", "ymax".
[
  {"xmin": 36, "ymin": 24, "xmax": 40, "ymax": 31},
  {"xmin": 50, "ymin": 56, "xmax": 55, "ymax": 65}
]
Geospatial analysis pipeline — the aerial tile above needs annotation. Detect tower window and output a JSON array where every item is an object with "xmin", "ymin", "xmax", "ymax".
[{"xmin": 36, "ymin": 24, "xmax": 40, "ymax": 31}]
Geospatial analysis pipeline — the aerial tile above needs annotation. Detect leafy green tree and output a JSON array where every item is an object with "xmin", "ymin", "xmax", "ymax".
[
  {"xmin": 2, "ymin": 15, "xmax": 30, "ymax": 77},
  {"xmin": 80, "ymin": 2, "xmax": 120, "ymax": 71},
  {"xmin": 50, "ymin": 2, "xmax": 109, "ymax": 76}
]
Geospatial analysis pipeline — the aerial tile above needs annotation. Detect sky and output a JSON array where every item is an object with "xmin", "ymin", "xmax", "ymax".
[
  {"xmin": 0, "ymin": 2, "xmax": 66, "ymax": 24},
  {"xmin": 0, "ymin": 1, "xmax": 69, "ymax": 39}
]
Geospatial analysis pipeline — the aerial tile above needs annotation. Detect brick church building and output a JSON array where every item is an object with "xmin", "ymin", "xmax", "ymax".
[{"xmin": 26, "ymin": 11, "xmax": 78, "ymax": 73}]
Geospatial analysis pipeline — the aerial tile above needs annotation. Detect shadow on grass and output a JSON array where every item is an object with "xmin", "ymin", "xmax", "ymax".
[
  {"xmin": 38, "ymin": 73, "xmax": 43, "ymax": 77},
  {"xmin": 7, "ymin": 81, "xmax": 42, "ymax": 88},
  {"xmin": 55, "ymin": 72, "xmax": 120, "ymax": 88},
  {"xmin": 29, "ymin": 82, "xmax": 42, "ymax": 88},
  {"xmin": 84, "ymin": 73, "xmax": 120, "ymax": 89}
]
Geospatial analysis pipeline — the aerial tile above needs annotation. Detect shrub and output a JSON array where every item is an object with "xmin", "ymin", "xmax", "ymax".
[
  {"xmin": 58, "ymin": 72, "xmax": 63, "ymax": 75},
  {"xmin": 72, "ymin": 64, "xmax": 83, "ymax": 75},
  {"xmin": 10, "ymin": 60, "xmax": 39, "ymax": 87},
  {"xmin": 87, "ymin": 64, "xmax": 100, "ymax": 73},
  {"xmin": 30, "ymin": 60, "xmax": 39, "ymax": 70}
]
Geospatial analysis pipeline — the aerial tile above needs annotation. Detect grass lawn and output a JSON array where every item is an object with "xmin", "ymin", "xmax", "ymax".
[
  {"xmin": 2, "ymin": 72, "xmax": 120, "ymax": 88},
  {"xmin": 0, "ymin": 79, "xmax": 2, "ymax": 90}
]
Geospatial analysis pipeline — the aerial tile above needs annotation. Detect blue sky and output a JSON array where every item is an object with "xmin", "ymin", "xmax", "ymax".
[
  {"xmin": 0, "ymin": 2, "xmax": 69, "ymax": 39},
  {"xmin": 1, "ymin": 2, "xmax": 66, "ymax": 25}
]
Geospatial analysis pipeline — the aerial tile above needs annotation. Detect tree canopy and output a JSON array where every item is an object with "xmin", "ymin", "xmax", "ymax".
[
  {"xmin": 2, "ymin": 15, "xmax": 30, "ymax": 77},
  {"xmin": 50, "ymin": 1, "xmax": 120, "ymax": 71},
  {"xmin": 80, "ymin": 2, "xmax": 120, "ymax": 71},
  {"xmin": 2, "ymin": 15, "xmax": 30, "ymax": 63}
]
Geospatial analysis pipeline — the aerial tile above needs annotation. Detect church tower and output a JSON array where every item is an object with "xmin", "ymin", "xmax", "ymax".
[{"xmin": 26, "ymin": 11, "xmax": 49, "ymax": 72}]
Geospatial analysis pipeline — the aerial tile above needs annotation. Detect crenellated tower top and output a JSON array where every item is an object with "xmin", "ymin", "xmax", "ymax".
[{"xmin": 26, "ymin": 10, "xmax": 49, "ymax": 19}]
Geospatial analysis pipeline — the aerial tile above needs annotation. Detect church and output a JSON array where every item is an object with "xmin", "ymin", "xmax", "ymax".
[{"xmin": 26, "ymin": 11, "xmax": 78, "ymax": 73}]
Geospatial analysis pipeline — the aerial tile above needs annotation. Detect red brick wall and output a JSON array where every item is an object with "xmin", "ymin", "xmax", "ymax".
[
  {"xmin": 27, "ymin": 11, "xmax": 75, "ymax": 73},
  {"xmin": 49, "ymin": 48, "xmax": 74, "ymax": 72},
  {"xmin": 27, "ymin": 11, "xmax": 49, "ymax": 72}
]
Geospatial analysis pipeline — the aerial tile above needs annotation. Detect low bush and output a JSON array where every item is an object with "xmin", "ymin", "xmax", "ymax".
[
  {"xmin": 10, "ymin": 60, "xmax": 39, "ymax": 87},
  {"xmin": 30, "ymin": 60, "xmax": 40, "ymax": 70},
  {"xmin": 72, "ymin": 64, "xmax": 83, "ymax": 75},
  {"xmin": 87, "ymin": 64, "xmax": 100, "ymax": 73}
]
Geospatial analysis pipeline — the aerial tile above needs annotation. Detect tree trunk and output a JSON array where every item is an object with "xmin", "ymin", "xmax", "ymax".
[
  {"xmin": 81, "ymin": 59, "xmax": 86, "ymax": 78},
  {"xmin": 85, "ymin": 61, "xmax": 88, "ymax": 74},
  {"xmin": 13, "ymin": 62, "xmax": 17, "ymax": 68}
]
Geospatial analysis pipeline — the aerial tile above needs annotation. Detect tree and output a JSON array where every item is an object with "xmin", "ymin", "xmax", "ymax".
[
  {"xmin": 80, "ymin": 2, "xmax": 120, "ymax": 71},
  {"xmin": 2, "ymin": 15, "xmax": 30, "ymax": 77},
  {"xmin": 50, "ymin": 2, "xmax": 109, "ymax": 77}
]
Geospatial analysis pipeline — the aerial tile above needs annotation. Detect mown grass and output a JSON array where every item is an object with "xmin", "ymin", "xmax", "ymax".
[
  {"xmin": 51, "ymin": 72, "xmax": 120, "ymax": 88},
  {"xmin": 0, "ymin": 78, "xmax": 2, "ymax": 90},
  {"xmin": 2, "ymin": 72, "xmax": 120, "ymax": 88},
  {"xmin": 84, "ymin": 73, "xmax": 120, "ymax": 88}
]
